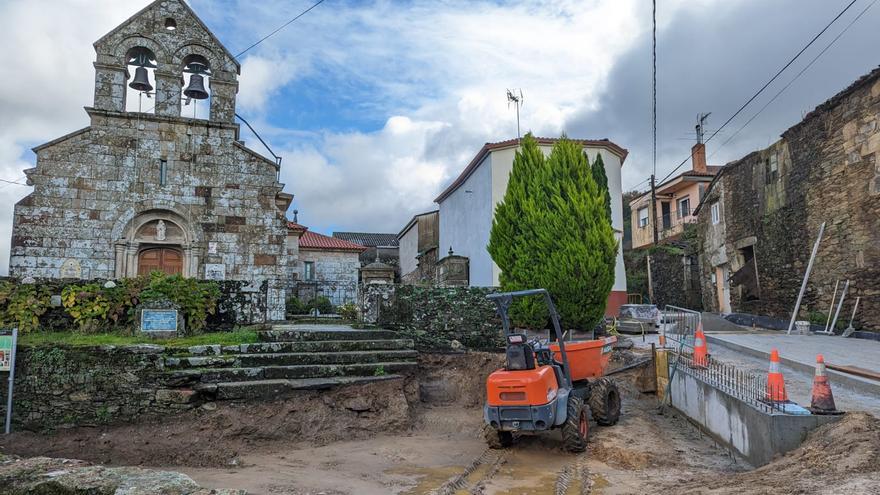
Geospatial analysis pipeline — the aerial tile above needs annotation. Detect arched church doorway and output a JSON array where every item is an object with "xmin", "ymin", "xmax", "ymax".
[{"xmin": 137, "ymin": 247, "xmax": 183, "ymax": 276}]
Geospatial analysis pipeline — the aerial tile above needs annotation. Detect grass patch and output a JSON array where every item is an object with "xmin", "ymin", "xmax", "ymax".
[{"xmin": 19, "ymin": 328, "xmax": 261, "ymax": 348}]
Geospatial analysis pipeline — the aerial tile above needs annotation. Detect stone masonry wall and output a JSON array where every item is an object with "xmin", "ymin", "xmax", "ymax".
[
  {"xmin": 697, "ymin": 68, "xmax": 880, "ymax": 331},
  {"xmin": 360, "ymin": 284, "xmax": 503, "ymax": 351},
  {"xmin": 0, "ymin": 345, "xmax": 195, "ymax": 430},
  {"xmin": 297, "ymin": 249, "xmax": 360, "ymax": 306}
]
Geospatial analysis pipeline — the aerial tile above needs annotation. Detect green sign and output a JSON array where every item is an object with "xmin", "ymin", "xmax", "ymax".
[{"xmin": 0, "ymin": 335, "xmax": 12, "ymax": 372}]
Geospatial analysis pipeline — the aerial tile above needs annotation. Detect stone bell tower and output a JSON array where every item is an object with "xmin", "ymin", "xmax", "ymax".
[{"xmin": 10, "ymin": 0, "xmax": 292, "ymax": 321}]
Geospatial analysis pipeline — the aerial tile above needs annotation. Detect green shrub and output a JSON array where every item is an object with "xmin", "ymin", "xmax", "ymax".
[
  {"xmin": 307, "ymin": 296, "xmax": 335, "ymax": 315},
  {"xmin": 0, "ymin": 281, "xmax": 51, "ymax": 333},
  {"xmin": 338, "ymin": 303, "xmax": 358, "ymax": 321},
  {"xmin": 488, "ymin": 134, "xmax": 618, "ymax": 330},
  {"xmin": 286, "ymin": 296, "xmax": 308, "ymax": 315},
  {"xmin": 139, "ymin": 272, "xmax": 220, "ymax": 333}
]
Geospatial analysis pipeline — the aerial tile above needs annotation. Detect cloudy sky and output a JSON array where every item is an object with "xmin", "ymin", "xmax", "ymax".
[{"xmin": 0, "ymin": 0, "xmax": 877, "ymax": 274}]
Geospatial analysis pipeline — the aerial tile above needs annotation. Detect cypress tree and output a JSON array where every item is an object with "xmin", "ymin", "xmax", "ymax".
[
  {"xmin": 591, "ymin": 152, "xmax": 613, "ymax": 222},
  {"xmin": 489, "ymin": 136, "xmax": 618, "ymax": 330}
]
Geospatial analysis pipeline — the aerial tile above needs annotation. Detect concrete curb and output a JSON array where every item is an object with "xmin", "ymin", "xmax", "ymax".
[{"xmin": 705, "ymin": 335, "xmax": 880, "ymax": 397}]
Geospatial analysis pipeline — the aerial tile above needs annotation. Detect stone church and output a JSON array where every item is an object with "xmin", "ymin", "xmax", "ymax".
[{"xmin": 9, "ymin": 0, "xmax": 292, "ymax": 319}]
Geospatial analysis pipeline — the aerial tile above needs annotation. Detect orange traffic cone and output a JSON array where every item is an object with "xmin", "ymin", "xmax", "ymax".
[
  {"xmin": 692, "ymin": 325, "xmax": 709, "ymax": 368},
  {"xmin": 765, "ymin": 348, "xmax": 788, "ymax": 402},
  {"xmin": 809, "ymin": 355, "xmax": 838, "ymax": 414}
]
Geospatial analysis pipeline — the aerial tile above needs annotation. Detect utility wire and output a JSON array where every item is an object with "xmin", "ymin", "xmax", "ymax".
[
  {"xmin": 657, "ymin": 0, "xmax": 859, "ymax": 184},
  {"xmin": 233, "ymin": 0, "xmax": 326, "ymax": 59},
  {"xmin": 0, "ymin": 177, "xmax": 26, "ymax": 186},
  {"xmin": 710, "ymin": 0, "xmax": 877, "ymax": 159}
]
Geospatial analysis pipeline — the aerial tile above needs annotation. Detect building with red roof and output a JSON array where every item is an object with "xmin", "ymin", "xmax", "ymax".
[{"xmin": 287, "ymin": 220, "xmax": 366, "ymax": 306}]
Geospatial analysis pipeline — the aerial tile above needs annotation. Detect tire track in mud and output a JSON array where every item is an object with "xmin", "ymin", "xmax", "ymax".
[
  {"xmin": 554, "ymin": 453, "xmax": 592, "ymax": 495},
  {"xmin": 429, "ymin": 448, "xmax": 508, "ymax": 495}
]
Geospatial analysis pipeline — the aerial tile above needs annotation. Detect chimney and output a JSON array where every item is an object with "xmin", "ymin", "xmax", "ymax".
[{"xmin": 691, "ymin": 143, "xmax": 707, "ymax": 174}]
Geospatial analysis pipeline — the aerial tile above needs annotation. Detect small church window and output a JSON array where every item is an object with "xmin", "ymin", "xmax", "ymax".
[
  {"xmin": 159, "ymin": 159, "xmax": 167, "ymax": 186},
  {"xmin": 164, "ymin": 18, "xmax": 177, "ymax": 31}
]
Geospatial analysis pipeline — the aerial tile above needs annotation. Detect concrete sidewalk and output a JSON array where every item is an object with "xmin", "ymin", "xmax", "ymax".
[{"xmin": 705, "ymin": 332, "xmax": 880, "ymax": 396}]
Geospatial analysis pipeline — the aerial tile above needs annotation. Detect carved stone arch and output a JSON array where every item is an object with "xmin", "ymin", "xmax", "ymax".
[
  {"xmin": 112, "ymin": 35, "xmax": 169, "ymax": 69},
  {"xmin": 112, "ymin": 207, "xmax": 203, "ymax": 278},
  {"xmin": 172, "ymin": 42, "xmax": 221, "ymax": 72}
]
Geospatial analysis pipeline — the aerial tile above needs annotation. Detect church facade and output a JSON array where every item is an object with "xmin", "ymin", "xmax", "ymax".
[{"xmin": 9, "ymin": 0, "xmax": 292, "ymax": 319}]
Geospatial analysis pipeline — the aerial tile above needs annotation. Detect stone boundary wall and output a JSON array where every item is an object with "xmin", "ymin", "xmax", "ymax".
[
  {"xmin": 360, "ymin": 284, "xmax": 503, "ymax": 351},
  {"xmin": 0, "ymin": 345, "xmax": 193, "ymax": 430}
]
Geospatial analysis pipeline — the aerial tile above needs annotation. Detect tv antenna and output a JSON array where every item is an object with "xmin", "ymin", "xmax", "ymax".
[
  {"xmin": 696, "ymin": 112, "xmax": 711, "ymax": 144},
  {"xmin": 507, "ymin": 89, "xmax": 524, "ymax": 140}
]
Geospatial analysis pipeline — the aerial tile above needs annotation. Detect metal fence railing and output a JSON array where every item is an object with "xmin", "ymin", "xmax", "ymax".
[
  {"xmin": 673, "ymin": 351, "xmax": 785, "ymax": 414},
  {"xmin": 661, "ymin": 305, "xmax": 701, "ymax": 348}
]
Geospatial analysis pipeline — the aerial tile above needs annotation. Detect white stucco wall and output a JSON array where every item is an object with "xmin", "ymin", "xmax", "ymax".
[
  {"xmin": 438, "ymin": 154, "xmax": 495, "ymax": 286},
  {"xmin": 398, "ymin": 225, "xmax": 419, "ymax": 278}
]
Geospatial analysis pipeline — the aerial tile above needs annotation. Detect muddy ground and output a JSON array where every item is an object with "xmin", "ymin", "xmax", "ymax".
[{"xmin": 1, "ymin": 348, "xmax": 878, "ymax": 494}]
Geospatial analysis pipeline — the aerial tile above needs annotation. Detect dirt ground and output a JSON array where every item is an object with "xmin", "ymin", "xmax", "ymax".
[{"xmin": 2, "ymin": 348, "xmax": 878, "ymax": 494}]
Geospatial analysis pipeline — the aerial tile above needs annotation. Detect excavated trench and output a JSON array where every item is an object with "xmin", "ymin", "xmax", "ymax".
[{"xmin": 1, "ymin": 347, "xmax": 878, "ymax": 494}]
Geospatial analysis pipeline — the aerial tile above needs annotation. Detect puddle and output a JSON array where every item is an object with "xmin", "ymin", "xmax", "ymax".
[{"xmin": 387, "ymin": 465, "xmax": 465, "ymax": 495}]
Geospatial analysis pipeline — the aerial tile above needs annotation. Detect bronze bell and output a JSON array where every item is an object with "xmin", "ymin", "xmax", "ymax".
[
  {"xmin": 183, "ymin": 74, "xmax": 209, "ymax": 100},
  {"xmin": 129, "ymin": 66, "xmax": 153, "ymax": 92}
]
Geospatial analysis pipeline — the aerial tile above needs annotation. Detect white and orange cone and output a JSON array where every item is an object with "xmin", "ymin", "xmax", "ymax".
[
  {"xmin": 765, "ymin": 348, "xmax": 788, "ymax": 402},
  {"xmin": 809, "ymin": 354, "xmax": 839, "ymax": 414},
  {"xmin": 692, "ymin": 325, "xmax": 709, "ymax": 368}
]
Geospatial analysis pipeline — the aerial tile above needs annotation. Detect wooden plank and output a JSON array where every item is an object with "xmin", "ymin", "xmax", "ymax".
[{"xmin": 826, "ymin": 363, "xmax": 880, "ymax": 382}]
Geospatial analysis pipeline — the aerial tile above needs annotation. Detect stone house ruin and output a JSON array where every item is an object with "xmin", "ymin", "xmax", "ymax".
[
  {"xmin": 8, "ymin": 0, "xmax": 292, "ymax": 320},
  {"xmin": 397, "ymin": 210, "xmax": 439, "ymax": 284},
  {"xmin": 694, "ymin": 66, "xmax": 880, "ymax": 331},
  {"xmin": 287, "ymin": 222, "xmax": 364, "ymax": 306}
]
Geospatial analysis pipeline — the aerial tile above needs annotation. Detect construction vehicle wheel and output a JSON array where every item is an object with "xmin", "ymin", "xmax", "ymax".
[
  {"xmin": 589, "ymin": 377, "xmax": 621, "ymax": 426},
  {"xmin": 482, "ymin": 423, "xmax": 513, "ymax": 449},
  {"xmin": 561, "ymin": 395, "xmax": 588, "ymax": 453}
]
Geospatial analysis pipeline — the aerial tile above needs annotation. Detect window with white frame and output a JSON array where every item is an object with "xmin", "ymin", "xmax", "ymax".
[
  {"xmin": 677, "ymin": 196, "xmax": 691, "ymax": 218},
  {"xmin": 711, "ymin": 202, "xmax": 720, "ymax": 225},
  {"xmin": 638, "ymin": 207, "xmax": 649, "ymax": 228},
  {"xmin": 765, "ymin": 153, "xmax": 779, "ymax": 184}
]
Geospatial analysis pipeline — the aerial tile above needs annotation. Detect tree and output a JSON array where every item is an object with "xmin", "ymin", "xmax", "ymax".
[
  {"xmin": 489, "ymin": 135, "xmax": 618, "ymax": 330},
  {"xmin": 591, "ymin": 153, "xmax": 612, "ymax": 222}
]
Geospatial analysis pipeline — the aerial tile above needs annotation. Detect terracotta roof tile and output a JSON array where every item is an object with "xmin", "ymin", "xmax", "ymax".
[{"xmin": 300, "ymin": 230, "xmax": 367, "ymax": 252}]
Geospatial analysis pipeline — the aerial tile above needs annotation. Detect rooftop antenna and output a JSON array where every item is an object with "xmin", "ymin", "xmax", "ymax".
[
  {"xmin": 696, "ymin": 112, "xmax": 711, "ymax": 144},
  {"xmin": 507, "ymin": 89, "xmax": 524, "ymax": 141}
]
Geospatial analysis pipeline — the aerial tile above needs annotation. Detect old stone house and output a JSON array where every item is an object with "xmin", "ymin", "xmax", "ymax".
[
  {"xmin": 332, "ymin": 232, "xmax": 400, "ymax": 269},
  {"xmin": 288, "ymin": 222, "xmax": 364, "ymax": 306},
  {"xmin": 397, "ymin": 210, "xmax": 439, "ymax": 284},
  {"xmin": 694, "ymin": 67, "xmax": 880, "ymax": 331},
  {"xmin": 8, "ymin": 0, "xmax": 292, "ymax": 319}
]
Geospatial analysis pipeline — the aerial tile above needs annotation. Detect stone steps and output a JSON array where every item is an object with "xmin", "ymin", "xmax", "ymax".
[
  {"xmin": 165, "ymin": 349, "xmax": 419, "ymax": 369},
  {"xmin": 161, "ymin": 325, "xmax": 418, "ymax": 401},
  {"xmin": 165, "ymin": 339, "xmax": 415, "ymax": 357},
  {"xmin": 258, "ymin": 329, "xmax": 401, "ymax": 342},
  {"xmin": 165, "ymin": 361, "xmax": 417, "ymax": 386},
  {"xmin": 203, "ymin": 375, "xmax": 405, "ymax": 401}
]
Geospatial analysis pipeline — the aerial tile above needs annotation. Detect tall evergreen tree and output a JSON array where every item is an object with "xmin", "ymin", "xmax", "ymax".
[
  {"xmin": 489, "ymin": 135, "xmax": 618, "ymax": 329},
  {"xmin": 591, "ymin": 153, "xmax": 613, "ymax": 222}
]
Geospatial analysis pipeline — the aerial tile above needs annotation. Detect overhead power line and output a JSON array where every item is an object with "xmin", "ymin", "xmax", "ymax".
[
  {"xmin": 658, "ymin": 0, "xmax": 859, "ymax": 184},
  {"xmin": 711, "ymin": 0, "xmax": 878, "ymax": 159},
  {"xmin": 233, "ymin": 0, "xmax": 326, "ymax": 59},
  {"xmin": 0, "ymin": 177, "xmax": 26, "ymax": 186}
]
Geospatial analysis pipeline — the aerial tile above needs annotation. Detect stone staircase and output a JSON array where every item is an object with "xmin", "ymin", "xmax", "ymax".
[{"xmin": 162, "ymin": 326, "xmax": 418, "ymax": 401}]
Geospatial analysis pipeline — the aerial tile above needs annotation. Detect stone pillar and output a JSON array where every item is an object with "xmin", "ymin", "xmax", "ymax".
[
  {"xmin": 436, "ymin": 255, "xmax": 469, "ymax": 286},
  {"xmin": 266, "ymin": 279, "xmax": 286, "ymax": 321},
  {"xmin": 360, "ymin": 261, "xmax": 395, "ymax": 285},
  {"xmin": 93, "ymin": 63, "xmax": 126, "ymax": 112},
  {"xmin": 154, "ymin": 70, "xmax": 182, "ymax": 117},
  {"xmin": 209, "ymin": 79, "xmax": 238, "ymax": 123}
]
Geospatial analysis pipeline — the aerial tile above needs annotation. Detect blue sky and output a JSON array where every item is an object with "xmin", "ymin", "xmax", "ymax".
[{"xmin": 1, "ymin": 0, "xmax": 879, "ymax": 274}]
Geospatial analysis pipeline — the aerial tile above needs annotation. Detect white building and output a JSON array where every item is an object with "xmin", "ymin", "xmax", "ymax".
[{"xmin": 434, "ymin": 137, "xmax": 629, "ymax": 315}]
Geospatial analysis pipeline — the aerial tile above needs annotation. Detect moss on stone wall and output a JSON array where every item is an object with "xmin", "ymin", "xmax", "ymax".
[{"xmin": 363, "ymin": 285, "xmax": 504, "ymax": 351}]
